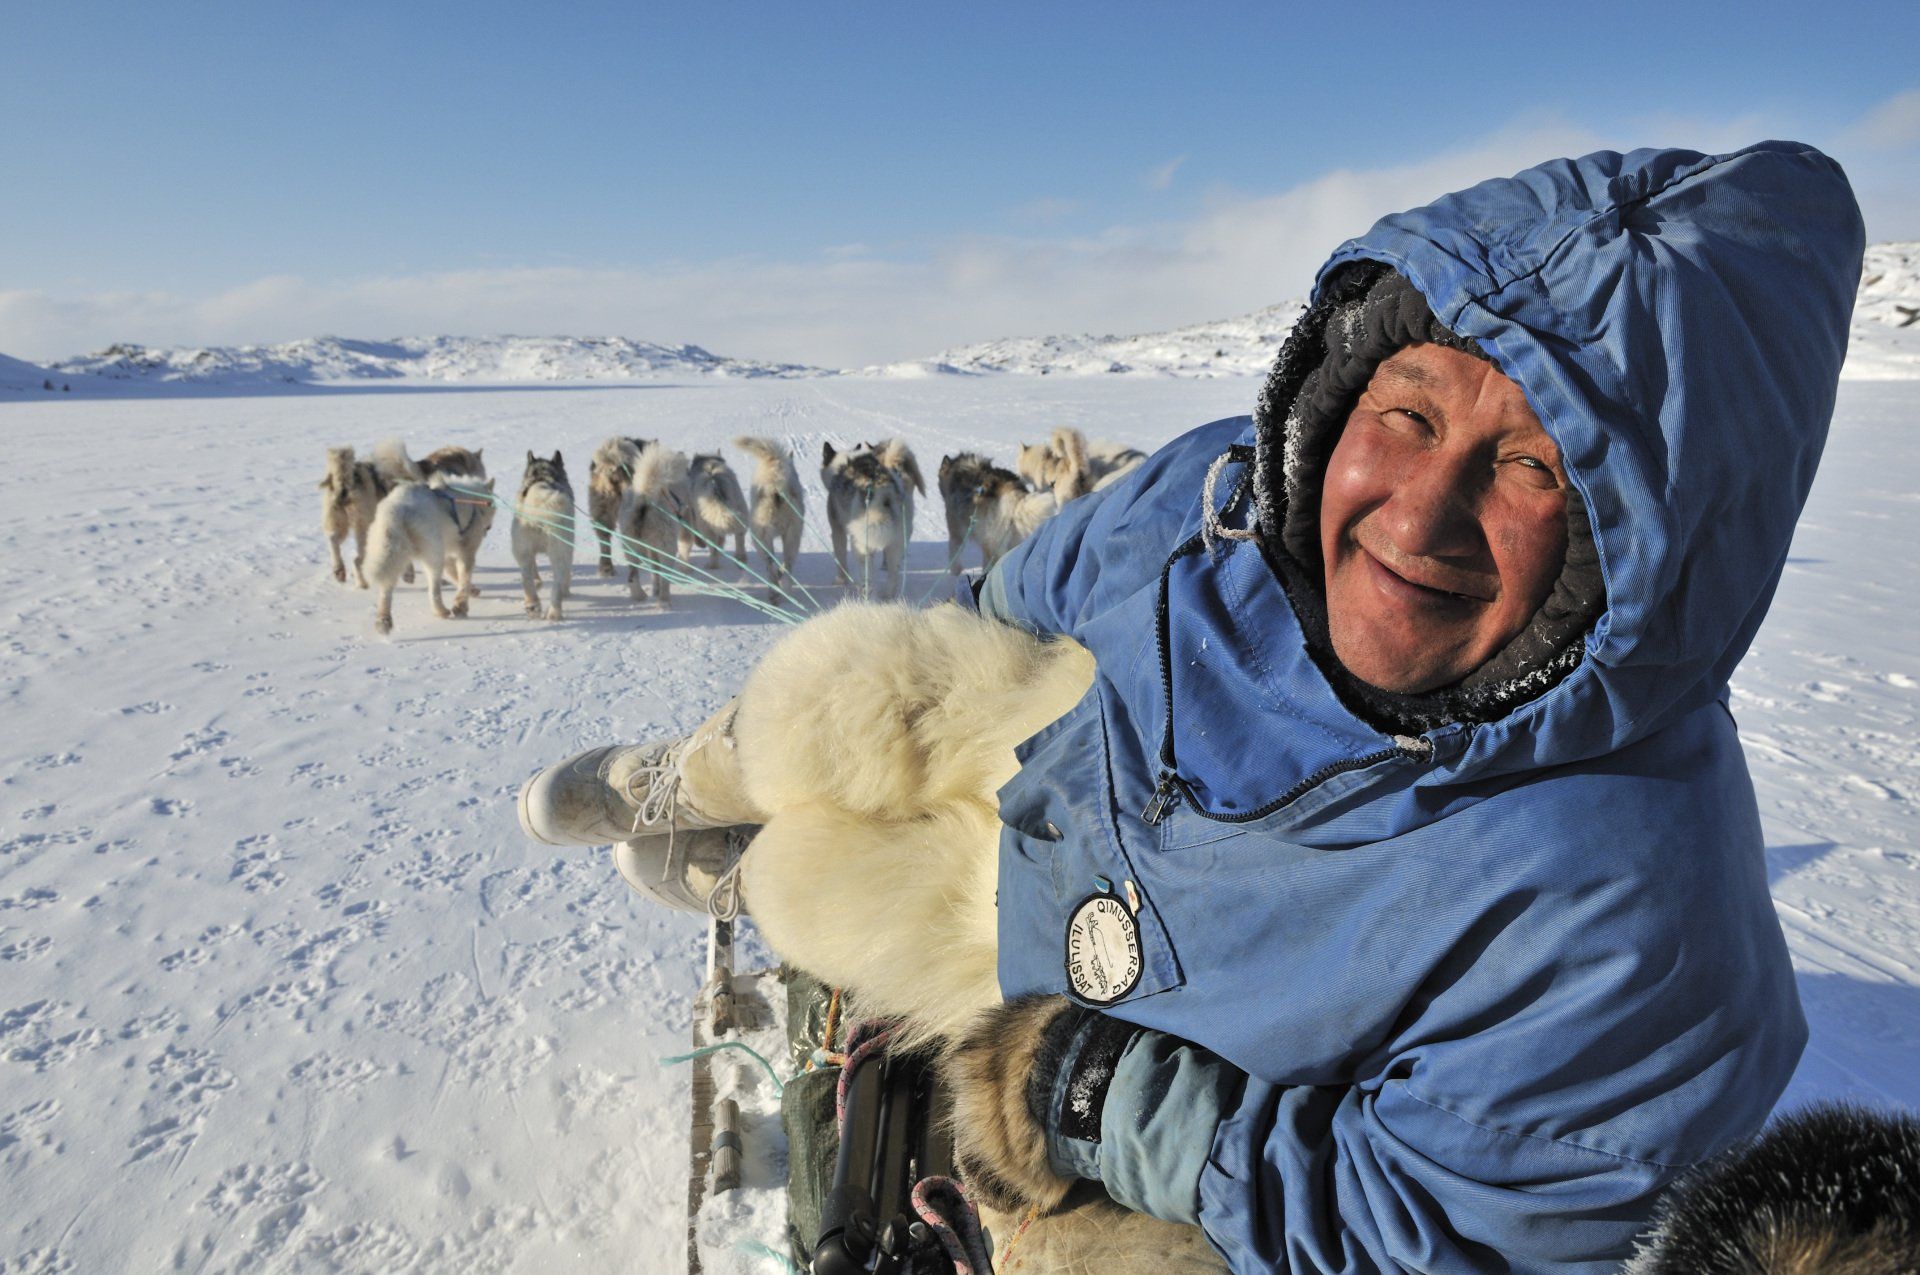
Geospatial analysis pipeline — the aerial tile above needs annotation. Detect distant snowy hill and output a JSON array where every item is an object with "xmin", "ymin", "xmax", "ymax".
[
  {"xmin": 47, "ymin": 335, "xmax": 823, "ymax": 387},
  {"xmin": 867, "ymin": 300, "xmax": 1307, "ymax": 379},
  {"xmin": 884, "ymin": 241, "xmax": 1920, "ymax": 380},
  {"xmin": 0, "ymin": 350, "xmax": 72, "ymax": 393},
  {"xmin": 7, "ymin": 243, "xmax": 1917, "ymax": 392}
]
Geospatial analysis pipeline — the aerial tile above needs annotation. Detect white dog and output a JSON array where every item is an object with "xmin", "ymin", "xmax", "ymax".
[
  {"xmin": 733, "ymin": 436, "xmax": 805, "ymax": 600},
  {"xmin": 510, "ymin": 451, "xmax": 575, "ymax": 621},
  {"xmin": 681, "ymin": 453, "xmax": 750, "ymax": 568},
  {"xmin": 365, "ymin": 473, "xmax": 497, "ymax": 635},
  {"xmin": 617, "ymin": 445, "xmax": 691, "ymax": 606}
]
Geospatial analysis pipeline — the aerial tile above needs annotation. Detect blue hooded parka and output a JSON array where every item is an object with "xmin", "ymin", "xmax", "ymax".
[{"xmin": 970, "ymin": 141, "xmax": 1864, "ymax": 1271}]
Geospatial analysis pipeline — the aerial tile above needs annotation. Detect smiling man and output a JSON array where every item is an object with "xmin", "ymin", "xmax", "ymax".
[{"xmin": 938, "ymin": 141, "xmax": 1866, "ymax": 1271}]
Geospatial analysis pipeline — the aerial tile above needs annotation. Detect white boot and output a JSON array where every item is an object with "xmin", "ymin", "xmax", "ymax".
[{"xmin": 516, "ymin": 700, "xmax": 762, "ymax": 848}]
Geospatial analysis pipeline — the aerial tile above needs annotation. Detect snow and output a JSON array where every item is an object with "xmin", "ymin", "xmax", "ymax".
[{"xmin": 0, "ymin": 327, "xmax": 1916, "ymax": 1272}]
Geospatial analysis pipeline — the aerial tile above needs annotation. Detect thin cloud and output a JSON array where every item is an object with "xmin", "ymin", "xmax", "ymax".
[
  {"xmin": 1839, "ymin": 87, "xmax": 1920, "ymax": 151},
  {"xmin": 1145, "ymin": 155, "xmax": 1188, "ymax": 191},
  {"xmin": 3, "ymin": 107, "xmax": 1911, "ymax": 368}
]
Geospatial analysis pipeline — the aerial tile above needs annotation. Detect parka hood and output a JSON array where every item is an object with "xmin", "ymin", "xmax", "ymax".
[{"xmin": 1265, "ymin": 140, "xmax": 1864, "ymax": 779}]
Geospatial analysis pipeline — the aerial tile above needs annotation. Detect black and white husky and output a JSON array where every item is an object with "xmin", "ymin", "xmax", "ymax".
[
  {"xmin": 510, "ymin": 451, "xmax": 575, "ymax": 621},
  {"xmin": 822, "ymin": 439, "xmax": 924, "ymax": 598},
  {"xmin": 365, "ymin": 473, "xmax": 497, "ymax": 635},
  {"xmin": 733, "ymin": 436, "xmax": 805, "ymax": 598},
  {"xmin": 936, "ymin": 451, "xmax": 996, "ymax": 573},
  {"xmin": 969, "ymin": 462, "xmax": 1061, "ymax": 569}
]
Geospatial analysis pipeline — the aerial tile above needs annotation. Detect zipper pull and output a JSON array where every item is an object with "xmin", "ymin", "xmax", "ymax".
[{"xmin": 1142, "ymin": 771, "xmax": 1182, "ymax": 825}]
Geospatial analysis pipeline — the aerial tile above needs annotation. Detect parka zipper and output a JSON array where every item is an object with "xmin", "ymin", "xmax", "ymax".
[{"xmin": 1140, "ymin": 458, "xmax": 1434, "ymax": 826}]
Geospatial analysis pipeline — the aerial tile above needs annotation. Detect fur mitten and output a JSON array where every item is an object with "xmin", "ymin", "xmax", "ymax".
[{"xmin": 943, "ymin": 995, "xmax": 1145, "ymax": 1215}]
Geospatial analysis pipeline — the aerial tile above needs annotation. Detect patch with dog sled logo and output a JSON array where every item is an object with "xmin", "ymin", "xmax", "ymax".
[{"xmin": 1065, "ymin": 893, "xmax": 1142, "ymax": 1004}]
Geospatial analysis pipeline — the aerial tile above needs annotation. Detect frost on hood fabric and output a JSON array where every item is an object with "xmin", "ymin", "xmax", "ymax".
[{"xmin": 977, "ymin": 140, "xmax": 1864, "ymax": 1271}]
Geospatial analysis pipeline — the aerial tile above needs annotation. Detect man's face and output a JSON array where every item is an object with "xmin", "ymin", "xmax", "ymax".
[{"xmin": 1319, "ymin": 343, "xmax": 1569, "ymax": 696}]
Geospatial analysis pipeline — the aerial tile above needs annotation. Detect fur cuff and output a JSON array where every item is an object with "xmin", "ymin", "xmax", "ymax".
[{"xmin": 944, "ymin": 996, "xmax": 1082, "ymax": 1214}]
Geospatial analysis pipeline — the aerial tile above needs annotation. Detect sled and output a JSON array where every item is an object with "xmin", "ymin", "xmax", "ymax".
[{"xmin": 684, "ymin": 918, "xmax": 989, "ymax": 1275}]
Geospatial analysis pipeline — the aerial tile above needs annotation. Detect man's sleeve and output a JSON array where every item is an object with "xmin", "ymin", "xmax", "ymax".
[{"xmin": 1056, "ymin": 1028, "xmax": 1678, "ymax": 1274}]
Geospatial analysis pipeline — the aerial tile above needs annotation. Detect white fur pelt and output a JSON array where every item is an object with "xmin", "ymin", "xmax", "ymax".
[
  {"xmin": 733, "ymin": 436, "xmax": 804, "ymax": 600},
  {"xmin": 682, "ymin": 454, "xmax": 749, "ymax": 568},
  {"xmin": 733, "ymin": 602, "xmax": 1094, "ymax": 1044},
  {"xmin": 365, "ymin": 473, "xmax": 497, "ymax": 634},
  {"xmin": 726, "ymin": 602, "xmax": 1223, "ymax": 1271},
  {"xmin": 588, "ymin": 437, "xmax": 643, "ymax": 577},
  {"xmin": 318, "ymin": 446, "xmax": 385, "ymax": 588},
  {"xmin": 510, "ymin": 452, "xmax": 575, "ymax": 621},
  {"xmin": 617, "ymin": 445, "xmax": 691, "ymax": 606}
]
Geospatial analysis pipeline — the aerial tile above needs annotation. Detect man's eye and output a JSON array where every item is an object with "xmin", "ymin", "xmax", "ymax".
[
  {"xmin": 1510, "ymin": 455, "xmax": 1560, "ymax": 486},
  {"xmin": 1389, "ymin": 408, "xmax": 1430, "ymax": 429}
]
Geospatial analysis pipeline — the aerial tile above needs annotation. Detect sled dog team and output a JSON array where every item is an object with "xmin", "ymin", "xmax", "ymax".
[{"xmin": 318, "ymin": 427, "xmax": 1145, "ymax": 631}]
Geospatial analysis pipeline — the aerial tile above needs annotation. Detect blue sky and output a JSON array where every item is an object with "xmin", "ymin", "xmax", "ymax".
[{"xmin": 3, "ymin": 1, "xmax": 1916, "ymax": 364}]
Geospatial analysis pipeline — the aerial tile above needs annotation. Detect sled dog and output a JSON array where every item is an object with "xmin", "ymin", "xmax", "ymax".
[
  {"xmin": 969, "ymin": 463, "xmax": 1060, "ymax": 569},
  {"xmin": 588, "ymin": 437, "xmax": 647, "ymax": 577},
  {"xmin": 1625, "ymin": 1102, "xmax": 1920, "ymax": 1273},
  {"xmin": 733, "ymin": 436, "xmax": 804, "ymax": 599},
  {"xmin": 1017, "ymin": 428, "xmax": 1144, "ymax": 502},
  {"xmin": 365, "ymin": 473, "xmax": 497, "ymax": 635},
  {"xmin": 822, "ymin": 439, "xmax": 923, "ymax": 598},
  {"xmin": 318, "ymin": 446, "xmax": 388, "ymax": 587},
  {"xmin": 724, "ymin": 602, "xmax": 1222, "ymax": 1271},
  {"xmin": 617, "ymin": 445, "xmax": 691, "ymax": 606},
  {"xmin": 419, "ymin": 446, "xmax": 487, "ymax": 480},
  {"xmin": 681, "ymin": 453, "xmax": 750, "ymax": 568},
  {"xmin": 511, "ymin": 451, "xmax": 575, "ymax": 621},
  {"xmin": 936, "ymin": 452, "xmax": 995, "ymax": 573}
]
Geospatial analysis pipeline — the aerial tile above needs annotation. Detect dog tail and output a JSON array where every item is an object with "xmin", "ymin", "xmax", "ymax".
[
  {"xmin": 631, "ymin": 444, "xmax": 690, "ymax": 506},
  {"xmin": 879, "ymin": 438, "xmax": 926, "ymax": 495},
  {"xmin": 371, "ymin": 438, "xmax": 422, "ymax": 485},
  {"xmin": 591, "ymin": 436, "xmax": 641, "ymax": 483},
  {"xmin": 732, "ymin": 435, "xmax": 786, "ymax": 468},
  {"xmin": 1048, "ymin": 427, "xmax": 1094, "ymax": 502},
  {"xmin": 364, "ymin": 489, "xmax": 414, "ymax": 585},
  {"xmin": 323, "ymin": 446, "xmax": 357, "ymax": 510}
]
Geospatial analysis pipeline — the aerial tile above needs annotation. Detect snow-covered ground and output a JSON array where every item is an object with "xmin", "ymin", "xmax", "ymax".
[{"xmin": 0, "ymin": 347, "xmax": 1916, "ymax": 1273}]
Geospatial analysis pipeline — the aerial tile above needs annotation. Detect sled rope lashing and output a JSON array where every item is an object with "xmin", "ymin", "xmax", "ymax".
[
  {"xmin": 911, "ymin": 1176, "xmax": 996, "ymax": 1275},
  {"xmin": 658, "ymin": 1040, "xmax": 786, "ymax": 1095},
  {"xmin": 805, "ymin": 987, "xmax": 845, "ymax": 1071},
  {"xmin": 996, "ymin": 1205, "xmax": 1042, "ymax": 1272}
]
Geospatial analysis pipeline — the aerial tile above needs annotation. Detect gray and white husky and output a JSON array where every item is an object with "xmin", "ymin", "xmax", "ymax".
[
  {"xmin": 616, "ymin": 445, "xmax": 691, "ymax": 607},
  {"xmin": 365, "ymin": 473, "xmax": 497, "ymax": 635},
  {"xmin": 822, "ymin": 439, "xmax": 924, "ymax": 598},
  {"xmin": 734, "ymin": 436, "xmax": 805, "ymax": 599},
  {"xmin": 681, "ymin": 453, "xmax": 750, "ymax": 569},
  {"xmin": 587, "ymin": 437, "xmax": 647, "ymax": 576},
  {"xmin": 511, "ymin": 451, "xmax": 575, "ymax": 621},
  {"xmin": 969, "ymin": 463, "xmax": 1060, "ymax": 570},
  {"xmin": 936, "ymin": 451, "xmax": 995, "ymax": 573},
  {"xmin": 318, "ymin": 446, "xmax": 387, "ymax": 587}
]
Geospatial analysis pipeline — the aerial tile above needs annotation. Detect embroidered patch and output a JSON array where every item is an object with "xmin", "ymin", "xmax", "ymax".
[{"xmin": 1064, "ymin": 893, "xmax": 1143, "ymax": 1005}]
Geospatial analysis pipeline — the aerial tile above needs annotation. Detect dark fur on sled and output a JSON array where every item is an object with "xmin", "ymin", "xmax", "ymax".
[{"xmin": 1627, "ymin": 1102, "xmax": 1920, "ymax": 1274}]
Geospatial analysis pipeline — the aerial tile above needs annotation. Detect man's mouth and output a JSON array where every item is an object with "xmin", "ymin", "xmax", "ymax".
[{"xmin": 1361, "ymin": 549, "xmax": 1492, "ymax": 606}]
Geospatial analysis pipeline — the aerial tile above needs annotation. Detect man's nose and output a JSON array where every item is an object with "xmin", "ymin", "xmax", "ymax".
[{"xmin": 1379, "ymin": 450, "xmax": 1483, "ymax": 559}]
